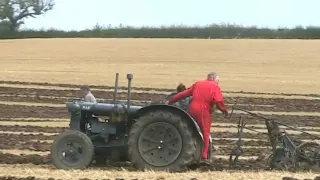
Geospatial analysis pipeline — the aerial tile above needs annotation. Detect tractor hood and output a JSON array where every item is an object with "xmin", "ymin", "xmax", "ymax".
[
  {"xmin": 65, "ymin": 99, "xmax": 143, "ymax": 116},
  {"xmin": 66, "ymin": 99, "xmax": 82, "ymax": 112}
]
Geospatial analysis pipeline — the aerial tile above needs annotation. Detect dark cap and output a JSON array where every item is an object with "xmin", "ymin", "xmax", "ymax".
[
  {"xmin": 176, "ymin": 83, "xmax": 186, "ymax": 92},
  {"xmin": 80, "ymin": 85, "xmax": 90, "ymax": 91}
]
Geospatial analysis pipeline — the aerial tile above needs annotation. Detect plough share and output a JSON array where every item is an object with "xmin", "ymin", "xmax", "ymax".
[{"xmin": 228, "ymin": 99, "xmax": 320, "ymax": 172}]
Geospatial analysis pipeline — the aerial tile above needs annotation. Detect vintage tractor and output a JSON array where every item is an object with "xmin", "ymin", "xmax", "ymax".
[{"xmin": 50, "ymin": 73, "xmax": 212, "ymax": 172}]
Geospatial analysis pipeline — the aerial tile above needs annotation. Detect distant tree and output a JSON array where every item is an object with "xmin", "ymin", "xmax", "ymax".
[
  {"xmin": 0, "ymin": 0, "xmax": 54, "ymax": 32},
  {"xmin": 0, "ymin": 20, "xmax": 10, "ymax": 33}
]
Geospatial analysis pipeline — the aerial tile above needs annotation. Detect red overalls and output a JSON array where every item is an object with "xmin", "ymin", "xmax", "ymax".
[{"xmin": 168, "ymin": 79, "xmax": 227, "ymax": 159}]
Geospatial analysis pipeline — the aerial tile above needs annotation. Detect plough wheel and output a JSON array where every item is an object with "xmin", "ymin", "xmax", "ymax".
[
  {"xmin": 296, "ymin": 142, "xmax": 320, "ymax": 172},
  {"xmin": 267, "ymin": 148, "xmax": 296, "ymax": 171}
]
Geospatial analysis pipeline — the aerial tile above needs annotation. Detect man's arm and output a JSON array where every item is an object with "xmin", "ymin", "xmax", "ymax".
[
  {"xmin": 216, "ymin": 101, "xmax": 227, "ymax": 112},
  {"xmin": 165, "ymin": 92, "xmax": 176, "ymax": 100},
  {"xmin": 167, "ymin": 85, "xmax": 194, "ymax": 104},
  {"xmin": 212, "ymin": 86, "xmax": 227, "ymax": 113}
]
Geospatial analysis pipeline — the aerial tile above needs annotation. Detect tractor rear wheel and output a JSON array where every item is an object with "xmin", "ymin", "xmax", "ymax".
[
  {"xmin": 128, "ymin": 110, "xmax": 197, "ymax": 172},
  {"xmin": 51, "ymin": 130, "xmax": 94, "ymax": 169}
]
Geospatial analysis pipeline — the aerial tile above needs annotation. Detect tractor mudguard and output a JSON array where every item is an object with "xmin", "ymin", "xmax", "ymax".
[
  {"xmin": 66, "ymin": 101, "xmax": 83, "ymax": 131},
  {"xmin": 66, "ymin": 101, "xmax": 97, "ymax": 132},
  {"xmin": 135, "ymin": 104, "xmax": 204, "ymax": 141}
]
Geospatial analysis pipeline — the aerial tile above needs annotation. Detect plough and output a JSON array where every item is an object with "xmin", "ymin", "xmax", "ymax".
[{"xmin": 228, "ymin": 98, "xmax": 320, "ymax": 172}]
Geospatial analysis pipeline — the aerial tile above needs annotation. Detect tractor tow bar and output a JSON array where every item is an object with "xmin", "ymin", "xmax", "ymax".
[{"xmin": 235, "ymin": 107, "xmax": 320, "ymax": 139}]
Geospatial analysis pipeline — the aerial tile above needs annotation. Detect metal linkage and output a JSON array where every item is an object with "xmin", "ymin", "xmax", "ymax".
[
  {"xmin": 229, "ymin": 116, "xmax": 246, "ymax": 168},
  {"xmin": 227, "ymin": 97, "xmax": 320, "ymax": 171},
  {"xmin": 234, "ymin": 107, "xmax": 320, "ymax": 139}
]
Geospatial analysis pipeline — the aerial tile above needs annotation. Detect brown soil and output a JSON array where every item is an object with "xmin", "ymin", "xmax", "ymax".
[
  {"xmin": 0, "ymin": 104, "xmax": 67, "ymax": 118},
  {"xmin": 0, "ymin": 176, "xmax": 51, "ymax": 180},
  {"xmin": 1, "ymin": 81, "xmax": 319, "ymax": 98},
  {"xmin": 0, "ymin": 125, "xmax": 66, "ymax": 133},
  {"xmin": 0, "ymin": 133, "xmax": 55, "ymax": 141},
  {"xmin": 0, "ymin": 86, "xmax": 168, "ymax": 102},
  {"xmin": 0, "ymin": 87, "xmax": 319, "ymax": 112},
  {"xmin": 0, "ymin": 119, "xmax": 67, "ymax": 122},
  {"xmin": 0, "ymin": 80, "xmax": 175, "ymax": 92},
  {"xmin": 0, "ymin": 152, "xmax": 51, "ymax": 165},
  {"xmin": 0, "ymin": 135, "xmax": 51, "ymax": 151}
]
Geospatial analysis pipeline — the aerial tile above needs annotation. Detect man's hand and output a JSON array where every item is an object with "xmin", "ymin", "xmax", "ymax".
[
  {"xmin": 222, "ymin": 110, "xmax": 229, "ymax": 118},
  {"xmin": 164, "ymin": 100, "xmax": 169, "ymax": 105}
]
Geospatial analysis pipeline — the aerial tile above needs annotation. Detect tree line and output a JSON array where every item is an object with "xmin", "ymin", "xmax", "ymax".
[
  {"xmin": 1, "ymin": 0, "xmax": 320, "ymax": 39},
  {"xmin": 2, "ymin": 24, "xmax": 320, "ymax": 39}
]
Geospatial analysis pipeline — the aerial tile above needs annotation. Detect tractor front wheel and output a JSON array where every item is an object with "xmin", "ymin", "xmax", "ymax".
[
  {"xmin": 51, "ymin": 130, "xmax": 94, "ymax": 169},
  {"xmin": 128, "ymin": 110, "xmax": 197, "ymax": 172}
]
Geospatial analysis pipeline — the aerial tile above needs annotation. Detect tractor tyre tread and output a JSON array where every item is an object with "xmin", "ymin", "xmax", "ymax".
[
  {"xmin": 51, "ymin": 130, "xmax": 94, "ymax": 169},
  {"xmin": 128, "ymin": 110, "xmax": 197, "ymax": 172}
]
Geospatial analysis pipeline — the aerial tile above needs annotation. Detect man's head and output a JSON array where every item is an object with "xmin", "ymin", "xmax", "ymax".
[
  {"xmin": 207, "ymin": 72, "xmax": 220, "ymax": 83},
  {"xmin": 79, "ymin": 85, "xmax": 90, "ymax": 97},
  {"xmin": 176, "ymin": 83, "xmax": 186, "ymax": 92}
]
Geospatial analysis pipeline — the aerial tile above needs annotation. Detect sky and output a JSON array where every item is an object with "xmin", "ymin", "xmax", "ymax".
[{"xmin": 21, "ymin": 0, "xmax": 319, "ymax": 31}]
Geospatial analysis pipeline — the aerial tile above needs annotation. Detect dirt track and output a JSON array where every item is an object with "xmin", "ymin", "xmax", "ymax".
[{"xmin": 0, "ymin": 82, "xmax": 320, "ymax": 174}]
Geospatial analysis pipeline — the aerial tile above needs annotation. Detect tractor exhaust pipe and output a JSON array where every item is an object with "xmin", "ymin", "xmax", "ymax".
[
  {"xmin": 124, "ymin": 73, "xmax": 133, "ymax": 136},
  {"xmin": 113, "ymin": 73, "xmax": 119, "ymax": 104},
  {"xmin": 126, "ymin": 73, "xmax": 133, "ymax": 113}
]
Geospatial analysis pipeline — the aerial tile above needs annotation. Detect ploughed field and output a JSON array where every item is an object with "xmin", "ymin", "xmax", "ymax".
[
  {"xmin": 0, "ymin": 38, "xmax": 320, "ymax": 179},
  {"xmin": 0, "ymin": 81, "xmax": 319, "ymax": 180}
]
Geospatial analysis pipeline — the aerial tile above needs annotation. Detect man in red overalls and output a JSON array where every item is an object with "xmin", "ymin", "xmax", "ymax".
[{"xmin": 165, "ymin": 72, "xmax": 228, "ymax": 163}]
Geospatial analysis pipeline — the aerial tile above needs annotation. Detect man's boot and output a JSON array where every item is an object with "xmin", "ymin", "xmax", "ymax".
[{"xmin": 199, "ymin": 158, "xmax": 213, "ymax": 166}]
